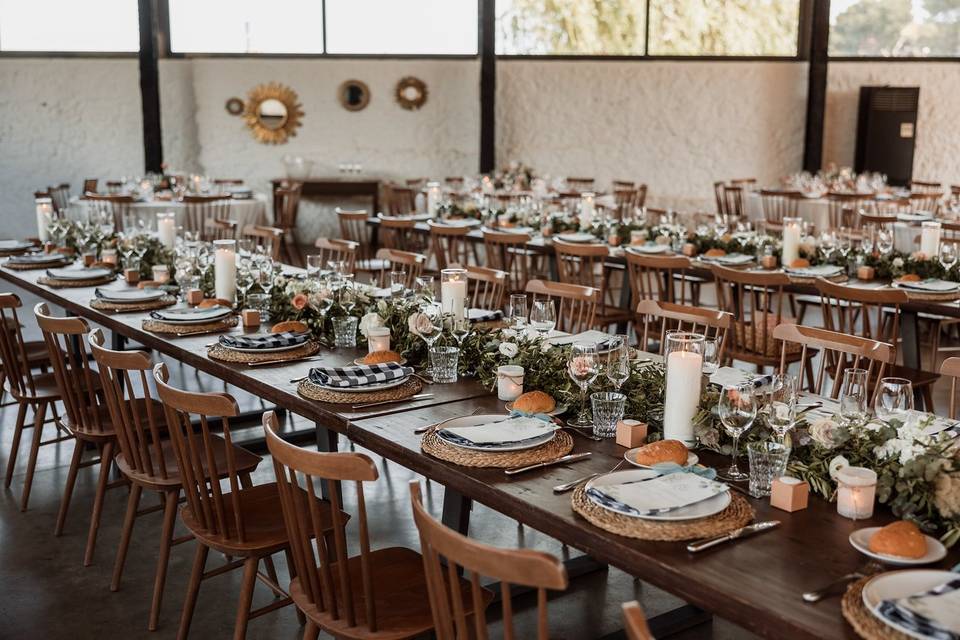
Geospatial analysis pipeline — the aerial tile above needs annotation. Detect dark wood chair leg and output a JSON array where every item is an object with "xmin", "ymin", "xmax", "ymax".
[
  {"xmin": 20, "ymin": 401, "xmax": 48, "ymax": 512},
  {"xmin": 4, "ymin": 401, "xmax": 28, "ymax": 487},
  {"xmin": 83, "ymin": 440, "xmax": 115, "ymax": 566},
  {"xmin": 303, "ymin": 621, "xmax": 319, "ymax": 640},
  {"xmin": 284, "ymin": 548, "xmax": 306, "ymax": 625},
  {"xmin": 233, "ymin": 556, "xmax": 259, "ymax": 640},
  {"xmin": 111, "ymin": 483, "xmax": 143, "ymax": 591},
  {"xmin": 262, "ymin": 554, "xmax": 280, "ymax": 593},
  {"xmin": 148, "ymin": 490, "xmax": 179, "ymax": 630},
  {"xmin": 54, "ymin": 435, "xmax": 83, "ymax": 534},
  {"xmin": 177, "ymin": 544, "xmax": 209, "ymax": 640}
]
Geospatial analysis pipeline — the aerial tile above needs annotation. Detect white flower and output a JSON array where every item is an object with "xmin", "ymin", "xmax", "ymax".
[
  {"xmin": 407, "ymin": 312, "xmax": 434, "ymax": 337},
  {"xmin": 499, "ymin": 342, "xmax": 519, "ymax": 358},
  {"xmin": 358, "ymin": 312, "xmax": 383, "ymax": 338},
  {"xmin": 500, "ymin": 328, "xmax": 517, "ymax": 340},
  {"xmin": 892, "ymin": 257, "xmax": 904, "ymax": 268},
  {"xmin": 828, "ymin": 455, "xmax": 849, "ymax": 480},
  {"xmin": 808, "ymin": 417, "xmax": 841, "ymax": 449},
  {"xmin": 540, "ymin": 341, "xmax": 552, "ymax": 354},
  {"xmin": 874, "ymin": 421, "xmax": 933, "ymax": 465}
]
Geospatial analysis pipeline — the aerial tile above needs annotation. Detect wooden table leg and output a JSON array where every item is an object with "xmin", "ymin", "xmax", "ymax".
[{"xmin": 440, "ymin": 486, "xmax": 472, "ymax": 535}]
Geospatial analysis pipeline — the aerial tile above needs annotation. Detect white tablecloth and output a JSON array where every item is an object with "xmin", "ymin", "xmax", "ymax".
[{"xmin": 70, "ymin": 195, "xmax": 271, "ymax": 230}]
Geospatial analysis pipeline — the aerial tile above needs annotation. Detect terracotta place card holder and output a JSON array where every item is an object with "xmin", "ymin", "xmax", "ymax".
[
  {"xmin": 770, "ymin": 476, "xmax": 808, "ymax": 512},
  {"xmin": 241, "ymin": 309, "xmax": 261, "ymax": 328},
  {"xmin": 616, "ymin": 419, "xmax": 647, "ymax": 448},
  {"xmin": 760, "ymin": 254, "xmax": 778, "ymax": 269},
  {"xmin": 682, "ymin": 243, "xmax": 697, "ymax": 257},
  {"xmin": 857, "ymin": 265, "xmax": 875, "ymax": 281},
  {"xmin": 124, "ymin": 268, "xmax": 140, "ymax": 284},
  {"xmin": 185, "ymin": 289, "xmax": 203, "ymax": 305}
]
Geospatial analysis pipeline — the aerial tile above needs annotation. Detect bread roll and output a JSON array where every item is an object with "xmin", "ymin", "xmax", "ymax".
[
  {"xmin": 271, "ymin": 320, "xmax": 309, "ymax": 334},
  {"xmin": 704, "ymin": 248, "xmax": 726, "ymax": 258},
  {"xmin": 632, "ymin": 440, "xmax": 688, "ymax": 466},
  {"xmin": 362, "ymin": 350, "xmax": 402, "ymax": 365},
  {"xmin": 511, "ymin": 391, "xmax": 556, "ymax": 414},
  {"xmin": 869, "ymin": 521, "xmax": 926, "ymax": 559},
  {"xmin": 789, "ymin": 258, "xmax": 811, "ymax": 268},
  {"xmin": 899, "ymin": 274, "xmax": 922, "ymax": 283}
]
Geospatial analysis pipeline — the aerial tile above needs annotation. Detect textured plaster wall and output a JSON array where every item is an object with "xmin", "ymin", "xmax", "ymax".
[
  {"xmin": 823, "ymin": 62, "xmax": 960, "ymax": 185},
  {"xmin": 0, "ymin": 58, "xmax": 143, "ymax": 238},
  {"xmin": 496, "ymin": 60, "xmax": 809, "ymax": 211}
]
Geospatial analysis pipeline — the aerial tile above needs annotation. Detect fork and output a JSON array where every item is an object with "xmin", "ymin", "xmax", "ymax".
[
  {"xmin": 802, "ymin": 560, "xmax": 883, "ymax": 603},
  {"xmin": 415, "ymin": 407, "xmax": 484, "ymax": 434},
  {"xmin": 553, "ymin": 459, "xmax": 627, "ymax": 493}
]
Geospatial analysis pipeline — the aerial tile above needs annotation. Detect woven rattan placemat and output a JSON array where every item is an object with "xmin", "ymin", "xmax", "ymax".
[
  {"xmin": 841, "ymin": 577, "xmax": 912, "ymax": 640},
  {"xmin": 207, "ymin": 340, "xmax": 320, "ymax": 365},
  {"xmin": 90, "ymin": 295, "xmax": 177, "ymax": 313},
  {"xmin": 37, "ymin": 275, "xmax": 116, "ymax": 288},
  {"xmin": 297, "ymin": 376, "xmax": 423, "ymax": 404},
  {"xmin": 421, "ymin": 428, "xmax": 574, "ymax": 468},
  {"xmin": 143, "ymin": 316, "xmax": 239, "ymax": 336}
]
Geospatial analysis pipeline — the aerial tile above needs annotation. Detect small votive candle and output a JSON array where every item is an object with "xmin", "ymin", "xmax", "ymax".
[
  {"xmin": 760, "ymin": 254, "xmax": 778, "ymax": 269},
  {"xmin": 615, "ymin": 419, "xmax": 648, "ymax": 449},
  {"xmin": 836, "ymin": 466, "xmax": 877, "ymax": 520},
  {"xmin": 630, "ymin": 229, "xmax": 648, "ymax": 245},
  {"xmin": 152, "ymin": 265, "xmax": 170, "ymax": 284},
  {"xmin": 124, "ymin": 268, "xmax": 140, "ymax": 284},
  {"xmin": 242, "ymin": 309, "xmax": 261, "ymax": 328},
  {"xmin": 186, "ymin": 288, "xmax": 203, "ymax": 305},
  {"xmin": 682, "ymin": 243, "xmax": 697, "ymax": 257},
  {"xmin": 497, "ymin": 365, "xmax": 524, "ymax": 401},
  {"xmin": 367, "ymin": 327, "xmax": 391, "ymax": 353},
  {"xmin": 83, "ymin": 251, "xmax": 96, "ymax": 267},
  {"xmin": 770, "ymin": 477, "xmax": 809, "ymax": 512},
  {"xmin": 857, "ymin": 265, "xmax": 875, "ymax": 281},
  {"xmin": 608, "ymin": 234, "xmax": 621, "ymax": 246},
  {"xmin": 101, "ymin": 249, "xmax": 118, "ymax": 265}
]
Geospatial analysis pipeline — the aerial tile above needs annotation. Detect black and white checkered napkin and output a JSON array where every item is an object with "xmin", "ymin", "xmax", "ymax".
[
  {"xmin": 309, "ymin": 363, "xmax": 412, "ymax": 388},
  {"xmin": 469, "ymin": 309, "xmax": 503, "ymax": 323},
  {"xmin": 219, "ymin": 331, "xmax": 310, "ymax": 350},
  {"xmin": 877, "ymin": 578, "xmax": 960, "ymax": 640}
]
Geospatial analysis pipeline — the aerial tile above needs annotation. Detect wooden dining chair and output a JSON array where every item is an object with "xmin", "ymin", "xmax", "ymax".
[
  {"xmin": 428, "ymin": 221, "xmax": 472, "ymax": 271},
  {"xmin": 46, "ymin": 183, "xmax": 70, "ymax": 213},
  {"xmin": 210, "ymin": 217, "xmax": 239, "ymax": 240},
  {"xmin": 34, "ymin": 303, "xmax": 120, "ymax": 566},
  {"xmin": 553, "ymin": 239, "xmax": 631, "ymax": 329},
  {"xmin": 274, "ymin": 181, "xmax": 305, "ymax": 266},
  {"xmin": 444, "ymin": 176, "xmax": 464, "ymax": 188},
  {"xmin": 88, "ymin": 330, "xmax": 261, "ymax": 631},
  {"xmin": 624, "ymin": 251, "xmax": 700, "ymax": 306},
  {"xmin": 910, "ymin": 179, "xmax": 943, "ymax": 195},
  {"xmin": 566, "ymin": 177, "xmax": 595, "ymax": 191},
  {"xmin": 871, "ymin": 196, "xmax": 911, "ymax": 216},
  {"xmin": 773, "ymin": 323, "xmax": 894, "ymax": 400},
  {"xmin": 265, "ymin": 414, "xmax": 487, "ymax": 640},
  {"xmin": 525, "ymin": 279, "xmax": 599, "ymax": 334},
  {"xmin": 84, "ymin": 193, "xmax": 135, "ymax": 230},
  {"xmin": 336, "ymin": 208, "xmax": 385, "ymax": 274},
  {"xmin": 154, "ymin": 364, "xmax": 339, "ymax": 640},
  {"xmin": 482, "ymin": 230, "xmax": 537, "ymax": 295},
  {"xmin": 759, "ymin": 190, "xmax": 801, "ymax": 230},
  {"xmin": 410, "ymin": 480, "xmax": 564, "ymax": 640},
  {"xmin": 375, "ymin": 248, "xmax": 426, "ymax": 289},
  {"xmin": 406, "ymin": 177, "xmax": 427, "ymax": 191},
  {"xmin": 622, "ymin": 602, "xmax": 654, "ymax": 640},
  {"xmin": 180, "ymin": 194, "xmax": 232, "ymax": 240},
  {"xmin": 613, "ymin": 189, "xmax": 641, "ymax": 221},
  {"xmin": 386, "ymin": 185, "xmax": 416, "ymax": 216},
  {"xmin": 313, "ymin": 238, "xmax": 358, "ymax": 274},
  {"xmin": 827, "ymin": 192, "xmax": 874, "ymax": 230},
  {"xmin": 377, "ymin": 214, "xmax": 423, "ymax": 253},
  {"xmin": 82, "ymin": 178, "xmax": 98, "ymax": 195},
  {"xmin": 910, "ymin": 191, "xmax": 942, "ymax": 215},
  {"xmin": 816, "ymin": 279, "xmax": 939, "ymax": 410},
  {"xmin": 0, "ymin": 294, "xmax": 60, "ymax": 510},
  {"xmin": 241, "ymin": 224, "xmax": 284, "ymax": 261},
  {"xmin": 713, "ymin": 181, "xmax": 727, "ymax": 216},
  {"xmin": 634, "ymin": 299, "xmax": 732, "ymax": 359},
  {"xmin": 939, "ymin": 357, "xmax": 960, "ymax": 419},
  {"xmin": 721, "ymin": 185, "xmax": 745, "ymax": 218},
  {"xmin": 465, "ymin": 265, "xmax": 507, "ymax": 311}
]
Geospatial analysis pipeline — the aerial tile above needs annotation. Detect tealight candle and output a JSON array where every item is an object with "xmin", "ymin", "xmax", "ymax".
[
  {"xmin": 497, "ymin": 365, "xmax": 524, "ymax": 401},
  {"xmin": 152, "ymin": 265, "xmax": 169, "ymax": 284},
  {"xmin": 440, "ymin": 268, "xmax": 467, "ymax": 323},
  {"xmin": 782, "ymin": 217, "xmax": 801, "ymax": 266},
  {"xmin": 367, "ymin": 326, "xmax": 391, "ymax": 353},
  {"xmin": 663, "ymin": 332, "xmax": 704, "ymax": 448},
  {"xmin": 157, "ymin": 212, "xmax": 176, "ymax": 249},
  {"xmin": 921, "ymin": 220, "xmax": 941, "ymax": 259},
  {"xmin": 101, "ymin": 249, "xmax": 118, "ymax": 265},
  {"xmin": 836, "ymin": 466, "xmax": 877, "ymax": 520},
  {"xmin": 214, "ymin": 239, "xmax": 237, "ymax": 302},
  {"xmin": 35, "ymin": 197, "xmax": 53, "ymax": 243}
]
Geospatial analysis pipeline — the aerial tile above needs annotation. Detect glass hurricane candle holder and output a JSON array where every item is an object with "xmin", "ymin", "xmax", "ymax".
[
  {"xmin": 836, "ymin": 466, "xmax": 877, "ymax": 520},
  {"xmin": 440, "ymin": 268, "xmax": 467, "ymax": 322},
  {"xmin": 663, "ymin": 332, "xmax": 704, "ymax": 448}
]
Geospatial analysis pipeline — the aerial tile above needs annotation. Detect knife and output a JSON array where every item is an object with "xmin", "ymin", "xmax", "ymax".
[
  {"xmin": 351, "ymin": 393, "xmax": 434, "ymax": 410},
  {"xmin": 504, "ymin": 452, "xmax": 591, "ymax": 476},
  {"xmin": 248, "ymin": 355, "xmax": 323, "ymax": 367},
  {"xmin": 686, "ymin": 521, "xmax": 780, "ymax": 553}
]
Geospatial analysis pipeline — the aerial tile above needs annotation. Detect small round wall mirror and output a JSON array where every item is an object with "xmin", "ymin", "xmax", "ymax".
[
  {"xmin": 395, "ymin": 77, "xmax": 428, "ymax": 111},
  {"xmin": 257, "ymin": 98, "xmax": 288, "ymax": 130},
  {"xmin": 338, "ymin": 80, "xmax": 370, "ymax": 112},
  {"xmin": 242, "ymin": 82, "xmax": 304, "ymax": 144}
]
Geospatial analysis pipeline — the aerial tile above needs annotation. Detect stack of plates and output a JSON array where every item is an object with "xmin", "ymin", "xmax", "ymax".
[
  {"xmin": 151, "ymin": 306, "xmax": 234, "ymax": 325},
  {"xmin": 556, "ymin": 232, "xmax": 599, "ymax": 243},
  {"xmin": 435, "ymin": 414, "xmax": 557, "ymax": 451},
  {"xmin": 95, "ymin": 288, "xmax": 167, "ymax": 304},
  {"xmin": 7, "ymin": 253, "xmax": 66, "ymax": 266},
  {"xmin": 627, "ymin": 243, "xmax": 671, "ymax": 255},
  {"xmin": 700, "ymin": 253, "xmax": 754, "ymax": 266},
  {"xmin": 860, "ymin": 570, "xmax": 960, "ymax": 639},
  {"xmin": 0, "ymin": 240, "xmax": 36, "ymax": 252},
  {"xmin": 585, "ymin": 469, "xmax": 730, "ymax": 521},
  {"xmin": 894, "ymin": 279, "xmax": 960, "ymax": 293},
  {"xmin": 47, "ymin": 267, "xmax": 114, "ymax": 281},
  {"xmin": 783, "ymin": 264, "xmax": 845, "ymax": 278}
]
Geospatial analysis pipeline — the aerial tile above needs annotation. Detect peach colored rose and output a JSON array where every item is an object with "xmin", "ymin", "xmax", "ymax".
[{"xmin": 291, "ymin": 293, "xmax": 308, "ymax": 310}]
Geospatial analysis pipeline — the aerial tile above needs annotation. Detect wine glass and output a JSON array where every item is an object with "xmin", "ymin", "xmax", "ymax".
[
  {"xmin": 529, "ymin": 299, "xmax": 556, "ymax": 338},
  {"xmin": 450, "ymin": 308, "xmax": 470, "ymax": 347},
  {"xmin": 605, "ymin": 336, "xmax": 630, "ymax": 392},
  {"xmin": 874, "ymin": 377, "xmax": 913, "ymax": 423},
  {"xmin": 236, "ymin": 264, "xmax": 255, "ymax": 308},
  {"xmin": 419, "ymin": 304, "xmax": 444, "ymax": 375},
  {"xmin": 876, "ymin": 228, "xmax": 894, "ymax": 255},
  {"xmin": 338, "ymin": 274, "xmax": 357, "ymax": 315},
  {"xmin": 718, "ymin": 383, "xmax": 757, "ymax": 481},
  {"xmin": 415, "ymin": 275, "xmax": 435, "ymax": 298},
  {"xmin": 765, "ymin": 373, "xmax": 797, "ymax": 445},
  {"xmin": 567, "ymin": 342, "xmax": 599, "ymax": 428},
  {"xmin": 507, "ymin": 294, "xmax": 528, "ymax": 332},
  {"xmin": 940, "ymin": 242, "xmax": 958, "ymax": 275},
  {"xmin": 702, "ymin": 336, "xmax": 721, "ymax": 376},
  {"xmin": 839, "ymin": 368, "xmax": 868, "ymax": 426}
]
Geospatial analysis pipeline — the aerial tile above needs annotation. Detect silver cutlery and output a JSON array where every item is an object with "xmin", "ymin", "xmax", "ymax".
[
  {"xmin": 248, "ymin": 355, "xmax": 323, "ymax": 368},
  {"xmin": 553, "ymin": 459, "xmax": 627, "ymax": 493},
  {"xmin": 802, "ymin": 561, "xmax": 883, "ymax": 603},
  {"xmin": 686, "ymin": 520, "xmax": 780, "ymax": 553},
  {"xmin": 412, "ymin": 372, "xmax": 435, "ymax": 385},
  {"xmin": 505, "ymin": 452, "xmax": 592, "ymax": 476},
  {"xmin": 351, "ymin": 393, "xmax": 434, "ymax": 410},
  {"xmin": 560, "ymin": 424, "xmax": 603, "ymax": 442},
  {"xmin": 415, "ymin": 407, "xmax": 484, "ymax": 434},
  {"xmin": 796, "ymin": 403, "xmax": 823, "ymax": 416}
]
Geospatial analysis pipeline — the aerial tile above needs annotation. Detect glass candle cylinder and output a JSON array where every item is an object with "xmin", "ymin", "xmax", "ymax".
[
  {"xmin": 580, "ymin": 192, "xmax": 596, "ymax": 227},
  {"xmin": 213, "ymin": 239, "xmax": 237, "ymax": 302},
  {"xmin": 921, "ymin": 220, "xmax": 941, "ymax": 258},
  {"xmin": 152, "ymin": 265, "xmax": 170, "ymax": 284},
  {"xmin": 156, "ymin": 211, "xmax": 177, "ymax": 249},
  {"xmin": 663, "ymin": 332, "xmax": 705, "ymax": 448},
  {"xmin": 781, "ymin": 217, "xmax": 802, "ymax": 266},
  {"xmin": 367, "ymin": 327, "xmax": 391, "ymax": 353},
  {"xmin": 440, "ymin": 268, "xmax": 468, "ymax": 322},
  {"xmin": 836, "ymin": 466, "xmax": 877, "ymax": 520},
  {"xmin": 497, "ymin": 365, "xmax": 524, "ymax": 401},
  {"xmin": 35, "ymin": 197, "xmax": 53, "ymax": 243},
  {"xmin": 426, "ymin": 181, "xmax": 441, "ymax": 216},
  {"xmin": 101, "ymin": 249, "xmax": 118, "ymax": 265}
]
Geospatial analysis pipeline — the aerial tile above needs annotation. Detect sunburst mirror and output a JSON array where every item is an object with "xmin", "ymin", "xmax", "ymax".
[{"xmin": 243, "ymin": 83, "xmax": 304, "ymax": 144}]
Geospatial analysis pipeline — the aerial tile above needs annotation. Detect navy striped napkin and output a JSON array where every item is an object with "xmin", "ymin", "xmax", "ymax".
[
  {"xmin": 309, "ymin": 363, "xmax": 412, "ymax": 388},
  {"xmin": 877, "ymin": 578, "xmax": 960, "ymax": 640},
  {"xmin": 219, "ymin": 331, "xmax": 310, "ymax": 350}
]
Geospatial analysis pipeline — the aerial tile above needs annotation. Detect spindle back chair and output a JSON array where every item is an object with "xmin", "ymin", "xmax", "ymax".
[
  {"xmin": 465, "ymin": 265, "xmax": 507, "ymax": 311},
  {"xmin": 634, "ymin": 299, "xmax": 732, "ymax": 360},
  {"xmin": 483, "ymin": 230, "xmax": 535, "ymax": 294},
  {"xmin": 759, "ymin": 190, "xmax": 801, "ymax": 229},
  {"xmin": 428, "ymin": 221, "xmax": 472, "ymax": 270},
  {"xmin": 525, "ymin": 279, "xmax": 599, "ymax": 334},
  {"xmin": 180, "ymin": 194, "xmax": 232, "ymax": 240},
  {"xmin": 313, "ymin": 238, "xmax": 358, "ymax": 274},
  {"xmin": 375, "ymin": 248, "xmax": 426, "ymax": 288}
]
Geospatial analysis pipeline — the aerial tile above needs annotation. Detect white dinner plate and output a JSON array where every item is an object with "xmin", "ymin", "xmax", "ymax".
[
  {"xmin": 7, "ymin": 254, "xmax": 65, "ymax": 264},
  {"xmin": 311, "ymin": 375, "xmax": 410, "ymax": 394},
  {"xmin": 623, "ymin": 449, "xmax": 700, "ymax": 470},
  {"xmin": 352, "ymin": 356, "xmax": 407, "ymax": 366},
  {"xmin": 47, "ymin": 267, "xmax": 114, "ymax": 280},
  {"xmin": 0, "ymin": 240, "xmax": 35, "ymax": 251},
  {"xmin": 849, "ymin": 527, "xmax": 948, "ymax": 567},
  {"xmin": 585, "ymin": 469, "xmax": 731, "ymax": 521},
  {"xmin": 95, "ymin": 287, "xmax": 167, "ymax": 303},
  {"xmin": 503, "ymin": 401, "xmax": 567, "ymax": 416},
  {"xmin": 557, "ymin": 232, "xmax": 599, "ymax": 243},
  {"xmin": 862, "ymin": 570, "xmax": 959, "ymax": 640},
  {"xmin": 433, "ymin": 414, "xmax": 556, "ymax": 452},
  {"xmin": 628, "ymin": 243, "xmax": 670, "ymax": 254},
  {"xmin": 219, "ymin": 336, "xmax": 309, "ymax": 354},
  {"xmin": 153, "ymin": 306, "xmax": 233, "ymax": 324},
  {"xmin": 439, "ymin": 218, "xmax": 482, "ymax": 227}
]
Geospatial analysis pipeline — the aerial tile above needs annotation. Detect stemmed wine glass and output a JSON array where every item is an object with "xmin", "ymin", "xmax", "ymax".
[
  {"xmin": 874, "ymin": 377, "xmax": 913, "ymax": 423},
  {"xmin": 508, "ymin": 294, "xmax": 527, "ymax": 332},
  {"xmin": 839, "ymin": 368, "xmax": 868, "ymax": 426},
  {"xmin": 765, "ymin": 373, "xmax": 797, "ymax": 446},
  {"xmin": 718, "ymin": 383, "xmax": 757, "ymax": 481},
  {"xmin": 940, "ymin": 242, "xmax": 957, "ymax": 276},
  {"xmin": 567, "ymin": 341, "xmax": 599, "ymax": 428},
  {"xmin": 450, "ymin": 309, "xmax": 470, "ymax": 347},
  {"xmin": 236, "ymin": 264, "xmax": 255, "ymax": 308},
  {"xmin": 419, "ymin": 303, "xmax": 444, "ymax": 374},
  {"xmin": 605, "ymin": 335, "xmax": 630, "ymax": 392},
  {"xmin": 876, "ymin": 228, "xmax": 894, "ymax": 255},
  {"xmin": 529, "ymin": 299, "xmax": 556, "ymax": 338}
]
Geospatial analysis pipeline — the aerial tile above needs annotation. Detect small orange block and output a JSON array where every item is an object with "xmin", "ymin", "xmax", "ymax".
[
  {"xmin": 186, "ymin": 289, "xmax": 204, "ymax": 305},
  {"xmin": 241, "ymin": 309, "xmax": 261, "ymax": 328},
  {"xmin": 770, "ymin": 477, "xmax": 809, "ymax": 512},
  {"xmin": 857, "ymin": 265, "xmax": 875, "ymax": 281},
  {"xmin": 124, "ymin": 268, "xmax": 140, "ymax": 284},
  {"xmin": 616, "ymin": 420, "xmax": 647, "ymax": 449}
]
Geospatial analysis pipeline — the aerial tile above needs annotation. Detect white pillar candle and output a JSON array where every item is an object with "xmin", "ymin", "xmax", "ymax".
[
  {"xmin": 426, "ymin": 181, "xmax": 441, "ymax": 217},
  {"xmin": 836, "ymin": 466, "xmax": 877, "ymax": 520},
  {"xmin": 214, "ymin": 239, "xmax": 237, "ymax": 302},
  {"xmin": 782, "ymin": 217, "xmax": 801, "ymax": 266},
  {"xmin": 497, "ymin": 365, "xmax": 524, "ymax": 401},
  {"xmin": 367, "ymin": 327, "xmax": 391, "ymax": 354},
  {"xmin": 663, "ymin": 349, "xmax": 703, "ymax": 448},
  {"xmin": 157, "ymin": 212, "xmax": 176, "ymax": 249},
  {"xmin": 440, "ymin": 268, "xmax": 468, "ymax": 322},
  {"xmin": 920, "ymin": 221, "xmax": 941, "ymax": 259},
  {"xmin": 580, "ymin": 192, "xmax": 595, "ymax": 228},
  {"xmin": 35, "ymin": 198, "xmax": 53, "ymax": 242}
]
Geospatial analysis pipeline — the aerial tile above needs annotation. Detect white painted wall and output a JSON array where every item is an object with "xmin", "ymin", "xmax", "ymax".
[
  {"xmin": 496, "ymin": 60, "xmax": 810, "ymax": 211},
  {"xmin": 823, "ymin": 62, "xmax": 960, "ymax": 186}
]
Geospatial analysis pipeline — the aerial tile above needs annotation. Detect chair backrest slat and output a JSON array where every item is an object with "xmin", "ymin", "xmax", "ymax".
[
  {"xmin": 525, "ymin": 279, "xmax": 599, "ymax": 334},
  {"xmin": 375, "ymin": 248, "xmax": 426, "ymax": 288},
  {"xmin": 482, "ymin": 230, "xmax": 534, "ymax": 294},
  {"xmin": 464, "ymin": 265, "xmax": 507, "ymax": 311},
  {"xmin": 635, "ymin": 299, "xmax": 732, "ymax": 358},
  {"xmin": 313, "ymin": 237, "xmax": 358, "ymax": 273}
]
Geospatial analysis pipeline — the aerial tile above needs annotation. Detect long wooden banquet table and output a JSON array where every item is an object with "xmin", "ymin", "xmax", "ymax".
[{"xmin": 2, "ymin": 263, "xmax": 957, "ymax": 640}]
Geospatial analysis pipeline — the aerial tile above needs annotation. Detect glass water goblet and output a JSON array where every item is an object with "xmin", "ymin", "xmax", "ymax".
[
  {"xmin": 940, "ymin": 242, "xmax": 958, "ymax": 275},
  {"xmin": 306, "ymin": 254, "xmax": 324, "ymax": 280},
  {"xmin": 529, "ymin": 299, "xmax": 556, "ymax": 338},
  {"xmin": 567, "ymin": 342, "xmax": 599, "ymax": 428},
  {"xmin": 605, "ymin": 335, "xmax": 630, "ymax": 391},
  {"xmin": 839, "ymin": 368, "xmax": 868, "ymax": 425},
  {"xmin": 718, "ymin": 383, "xmax": 758, "ymax": 481},
  {"xmin": 702, "ymin": 336, "xmax": 721, "ymax": 375},
  {"xmin": 508, "ymin": 293, "xmax": 528, "ymax": 332},
  {"xmin": 415, "ymin": 275, "xmax": 435, "ymax": 298},
  {"xmin": 874, "ymin": 377, "xmax": 913, "ymax": 423},
  {"xmin": 765, "ymin": 373, "xmax": 797, "ymax": 445},
  {"xmin": 390, "ymin": 270, "xmax": 407, "ymax": 298}
]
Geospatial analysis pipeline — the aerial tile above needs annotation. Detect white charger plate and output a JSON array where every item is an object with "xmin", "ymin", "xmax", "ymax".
[
  {"xmin": 862, "ymin": 569, "xmax": 959, "ymax": 640},
  {"xmin": 849, "ymin": 527, "xmax": 948, "ymax": 567},
  {"xmin": 312, "ymin": 375, "xmax": 410, "ymax": 394},
  {"xmin": 153, "ymin": 307, "xmax": 234, "ymax": 324},
  {"xmin": 0, "ymin": 240, "xmax": 35, "ymax": 251},
  {"xmin": 623, "ymin": 449, "xmax": 699, "ymax": 470},
  {"xmin": 47, "ymin": 267, "xmax": 114, "ymax": 280},
  {"xmin": 433, "ymin": 414, "xmax": 556, "ymax": 452},
  {"xmin": 557, "ymin": 232, "xmax": 599, "ymax": 243},
  {"xmin": 628, "ymin": 244, "xmax": 670, "ymax": 254},
  {"xmin": 585, "ymin": 469, "xmax": 730, "ymax": 521},
  {"xmin": 7, "ymin": 253, "xmax": 64, "ymax": 264},
  {"xmin": 96, "ymin": 287, "xmax": 167, "ymax": 303}
]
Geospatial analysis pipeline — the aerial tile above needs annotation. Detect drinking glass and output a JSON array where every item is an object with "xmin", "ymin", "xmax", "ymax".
[
  {"xmin": 839, "ymin": 368, "xmax": 868, "ymax": 425},
  {"xmin": 702, "ymin": 336, "xmax": 721, "ymax": 375},
  {"xmin": 332, "ymin": 316, "xmax": 359, "ymax": 348},
  {"xmin": 765, "ymin": 373, "xmax": 797, "ymax": 445},
  {"xmin": 605, "ymin": 335, "xmax": 630, "ymax": 391},
  {"xmin": 747, "ymin": 442, "xmax": 790, "ymax": 498},
  {"xmin": 390, "ymin": 270, "xmax": 407, "ymax": 298},
  {"xmin": 415, "ymin": 275, "xmax": 435, "ymax": 298},
  {"xmin": 338, "ymin": 274, "xmax": 357, "ymax": 314},
  {"xmin": 529, "ymin": 299, "xmax": 556, "ymax": 338},
  {"xmin": 236, "ymin": 265, "xmax": 255, "ymax": 307},
  {"xmin": 306, "ymin": 254, "xmax": 324, "ymax": 279},
  {"xmin": 450, "ymin": 310, "xmax": 470, "ymax": 346},
  {"xmin": 876, "ymin": 228, "xmax": 894, "ymax": 255},
  {"xmin": 567, "ymin": 342, "xmax": 599, "ymax": 428},
  {"xmin": 428, "ymin": 346, "xmax": 459, "ymax": 383},
  {"xmin": 590, "ymin": 392, "xmax": 626, "ymax": 438},
  {"xmin": 508, "ymin": 294, "xmax": 528, "ymax": 331},
  {"xmin": 417, "ymin": 304, "xmax": 444, "ymax": 372},
  {"xmin": 940, "ymin": 242, "xmax": 958, "ymax": 274},
  {"xmin": 874, "ymin": 377, "xmax": 913, "ymax": 423},
  {"xmin": 718, "ymin": 383, "xmax": 757, "ymax": 481},
  {"xmin": 246, "ymin": 292, "xmax": 270, "ymax": 316}
]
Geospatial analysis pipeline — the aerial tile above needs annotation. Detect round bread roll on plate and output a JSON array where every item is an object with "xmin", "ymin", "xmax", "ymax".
[
  {"xmin": 353, "ymin": 350, "xmax": 406, "ymax": 366},
  {"xmin": 505, "ymin": 390, "xmax": 565, "ymax": 416},
  {"xmin": 849, "ymin": 520, "xmax": 946, "ymax": 566},
  {"xmin": 624, "ymin": 439, "xmax": 698, "ymax": 469}
]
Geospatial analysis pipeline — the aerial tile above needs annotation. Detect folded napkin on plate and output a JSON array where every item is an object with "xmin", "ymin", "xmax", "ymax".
[
  {"xmin": 8, "ymin": 253, "xmax": 62, "ymax": 263},
  {"xmin": 898, "ymin": 279, "xmax": 960, "ymax": 292},
  {"xmin": 219, "ymin": 331, "xmax": 310, "ymax": 350},
  {"xmin": 438, "ymin": 415, "xmax": 556, "ymax": 447},
  {"xmin": 877, "ymin": 578, "xmax": 960, "ymax": 640},
  {"xmin": 784, "ymin": 264, "xmax": 844, "ymax": 276},
  {"xmin": 703, "ymin": 253, "xmax": 753, "ymax": 265},
  {"xmin": 309, "ymin": 362, "xmax": 412, "ymax": 388},
  {"xmin": 150, "ymin": 306, "xmax": 230, "ymax": 321},
  {"xmin": 548, "ymin": 330, "xmax": 617, "ymax": 349},
  {"xmin": 469, "ymin": 308, "xmax": 503, "ymax": 323},
  {"xmin": 95, "ymin": 287, "xmax": 162, "ymax": 301},
  {"xmin": 587, "ymin": 472, "xmax": 728, "ymax": 516}
]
